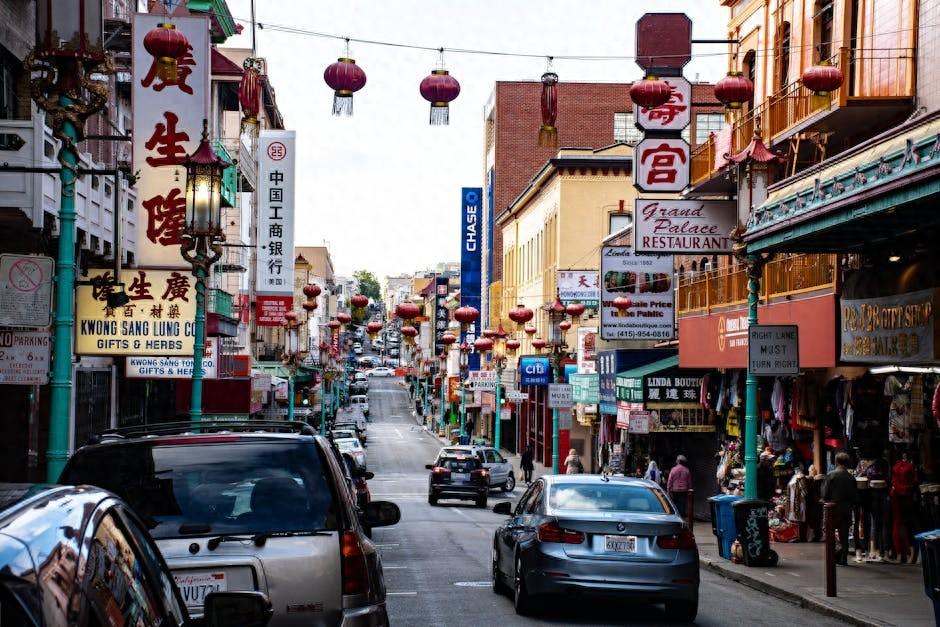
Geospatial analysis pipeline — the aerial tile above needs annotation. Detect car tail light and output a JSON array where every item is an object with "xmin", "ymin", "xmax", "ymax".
[
  {"xmin": 431, "ymin": 466, "xmax": 450, "ymax": 476},
  {"xmin": 340, "ymin": 530, "xmax": 369, "ymax": 595},
  {"xmin": 471, "ymin": 468, "xmax": 489, "ymax": 481},
  {"xmin": 657, "ymin": 528, "xmax": 696, "ymax": 550},
  {"xmin": 537, "ymin": 521, "xmax": 585, "ymax": 544}
]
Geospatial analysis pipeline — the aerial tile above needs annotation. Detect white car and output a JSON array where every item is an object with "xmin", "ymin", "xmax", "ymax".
[
  {"xmin": 335, "ymin": 437, "xmax": 367, "ymax": 469},
  {"xmin": 350, "ymin": 394, "xmax": 370, "ymax": 417},
  {"xmin": 367, "ymin": 366, "xmax": 395, "ymax": 377}
]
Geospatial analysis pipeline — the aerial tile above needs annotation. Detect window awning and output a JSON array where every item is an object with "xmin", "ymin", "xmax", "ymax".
[{"xmin": 615, "ymin": 355, "xmax": 679, "ymax": 402}]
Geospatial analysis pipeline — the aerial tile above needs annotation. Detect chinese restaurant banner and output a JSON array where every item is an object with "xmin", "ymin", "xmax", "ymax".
[
  {"xmin": 634, "ymin": 199, "xmax": 736, "ymax": 255},
  {"xmin": 634, "ymin": 77, "xmax": 690, "ymax": 132},
  {"xmin": 132, "ymin": 14, "xmax": 210, "ymax": 268},
  {"xmin": 576, "ymin": 326, "xmax": 598, "ymax": 374},
  {"xmin": 256, "ymin": 131, "xmax": 296, "ymax": 326},
  {"xmin": 557, "ymin": 270, "xmax": 600, "ymax": 307},
  {"xmin": 840, "ymin": 288, "xmax": 936, "ymax": 364},
  {"xmin": 634, "ymin": 137, "xmax": 690, "ymax": 193},
  {"xmin": 76, "ymin": 269, "xmax": 198, "ymax": 356},
  {"xmin": 600, "ymin": 246, "xmax": 674, "ymax": 341}
]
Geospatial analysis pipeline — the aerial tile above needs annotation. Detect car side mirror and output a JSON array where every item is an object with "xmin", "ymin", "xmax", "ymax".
[
  {"xmin": 362, "ymin": 500, "xmax": 401, "ymax": 528},
  {"xmin": 492, "ymin": 501, "xmax": 513, "ymax": 515},
  {"xmin": 357, "ymin": 470, "xmax": 375, "ymax": 480},
  {"xmin": 425, "ymin": 464, "xmax": 433, "ymax": 470},
  {"xmin": 203, "ymin": 591, "xmax": 273, "ymax": 627}
]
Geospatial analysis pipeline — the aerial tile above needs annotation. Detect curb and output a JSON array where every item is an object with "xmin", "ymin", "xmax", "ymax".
[{"xmin": 700, "ymin": 555, "xmax": 893, "ymax": 627}]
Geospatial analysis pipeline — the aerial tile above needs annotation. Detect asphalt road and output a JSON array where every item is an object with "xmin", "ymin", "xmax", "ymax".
[{"xmin": 365, "ymin": 376, "xmax": 847, "ymax": 627}]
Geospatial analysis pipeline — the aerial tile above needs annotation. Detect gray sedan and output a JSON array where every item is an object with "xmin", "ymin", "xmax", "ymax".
[{"xmin": 491, "ymin": 475, "xmax": 699, "ymax": 621}]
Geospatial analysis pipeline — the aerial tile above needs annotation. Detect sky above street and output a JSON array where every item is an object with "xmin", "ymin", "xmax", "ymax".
[{"xmin": 221, "ymin": 1, "xmax": 728, "ymax": 278}]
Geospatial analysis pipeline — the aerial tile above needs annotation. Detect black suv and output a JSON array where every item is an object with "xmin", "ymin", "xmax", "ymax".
[{"xmin": 426, "ymin": 454, "xmax": 490, "ymax": 507}]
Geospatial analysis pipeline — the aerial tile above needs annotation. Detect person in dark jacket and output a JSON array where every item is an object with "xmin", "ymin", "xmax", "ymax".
[
  {"xmin": 520, "ymin": 446, "xmax": 535, "ymax": 484},
  {"xmin": 822, "ymin": 451, "xmax": 859, "ymax": 565},
  {"xmin": 757, "ymin": 452, "xmax": 776, "ymax": 501}
]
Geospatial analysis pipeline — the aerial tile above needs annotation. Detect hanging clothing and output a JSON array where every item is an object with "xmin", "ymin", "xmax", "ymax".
[
  {"xmin": 787, "ymin": 472, "xmax": 808, "ymax": 523},
  {"xmin": 725, "ymin": 406, "xmax": 741, "ymax": 438},
  {"xmin": 771, "ymin": 379, "xmax": 786, "ymax": 422},
  {"xmin": 763, "ymin": 420, "xmax": 787, "ymax": 452},
  {"xmin": 891, "ymin": 458, "xmax": 917, "ymax": 558},
  {"xmin": 885, "ymin": 375, "xmax": 912, "ymax": 444},
  {"xmin": 910, "ymin": 375, "xmax": 925, "ymax": 428},
  {"xmin": 730, "ymin": 371, "xmax": 742, "ymax": 407}
]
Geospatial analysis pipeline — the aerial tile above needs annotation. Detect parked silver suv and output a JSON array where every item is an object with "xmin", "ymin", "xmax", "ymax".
[{"xmin": 61, "ymin": 420, "xmax": 400, "ymax": 626}]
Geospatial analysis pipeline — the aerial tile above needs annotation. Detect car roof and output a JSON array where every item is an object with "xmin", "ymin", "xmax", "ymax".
[{"xmin": 541, "ymin": 474, "xmax": 661, "ymax": 488}]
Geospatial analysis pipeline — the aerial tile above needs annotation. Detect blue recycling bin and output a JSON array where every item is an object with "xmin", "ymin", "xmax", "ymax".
[
  {"xmin": 914, "ymin": 529, "xmax": 940, "ymax": 625},
  {"xmin": 708, "ymin": 494, "xmax": 743, "ymax": 560}
]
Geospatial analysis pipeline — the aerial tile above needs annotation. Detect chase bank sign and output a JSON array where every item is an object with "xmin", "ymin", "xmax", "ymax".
[{"xmin": 519, "ymin": 356, "xmax": 551, "ymax": 386}]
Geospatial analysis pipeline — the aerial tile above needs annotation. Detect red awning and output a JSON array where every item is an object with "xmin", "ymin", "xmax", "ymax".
[{"xmin": 211, "ymin": 48, "xmax": 243, "ymax": 77}]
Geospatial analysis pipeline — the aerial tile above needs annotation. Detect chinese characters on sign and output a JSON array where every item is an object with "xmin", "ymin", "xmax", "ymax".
[
  {"xmin": 634, "ymin": 77, "xmax": 691, "ymax": 132},
  {"xmin": 634, "ymin": 199, "xmax": 736, "ymax": 254},
  {"xmin": 256, "ymin": 131, "xmax": 296, "ymax": 325},
  {"xmin": 600, "ymin": 247, "xmax": 674, "ymax": 341},
  {"xmin": 75, "ymin": 269, "xmax": 198, "ymax": 356},
  {"xmin": 840, "ymin": 289, "xmax": 935, "ymax": 364},
  {"xmin": 645, "ymin": 369, "xmax": 704, "ymax": 406},
  {"xmin": 132, "ymin": 14, "xmax": 209, "ymax": 267},
  {"xmin": 556, "ymin": 270, "xmax": 600, "ymax": 307},
  {"xmin": 434, "ymin": 276, "xmax": 449, "ymax": 355},
  {"xmin": 634, "ymin": 137, "xmax": 690, "ymax": 193}
]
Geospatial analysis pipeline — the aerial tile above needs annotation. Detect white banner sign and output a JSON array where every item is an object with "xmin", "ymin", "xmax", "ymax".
[
  {"xmin": 132, "ymin": 14, "xmax": 210, "ymax": 267},
  {"xmin": 0, "ymin": 329, "xmax": 50, "ymax": 385},
  {"xmin": 0, "ymin": 255, "xmax": 54, "ymax": 328},
  {"xmin": 748, "ymin": 325, "xmax": 799, "ymax": 376},
  {"xmin": 634, "ymin": 199, "xmax": 737, "ymax": 254},
  {"xmin": 506, "ymin": 389, "xmax": 528, "ymax": 402},
  {"xmin": 257, "ymin": 131, "xmax": 296, "ymax": 295},
  {"xmin": 548, "ymin": 383, "xmax": 574, "ymax": 408},
  {"xmin": 600, "ymin": 246, "xmax": 674, "ymax": 341},
  {"xmin": 634, "ymin": 77, "xmax": 691, "ymax": 132},
  {"xmin": 577, "ymin": 326, "xmax": 598, "ymax": 374},
  {"xmin": 634, "ymin": 137, "xmax": 690, "ymax": 193},
  {"xmin": 557, "ymin": 270, "xmax": 600, "ymax": 307},
  {"xmin": 468, "ymin": 369, "xmax": 497, "ymax": 390},
  {"xmin": 126, "ymin": 337, "xmax": 218, "ymax": 379}
]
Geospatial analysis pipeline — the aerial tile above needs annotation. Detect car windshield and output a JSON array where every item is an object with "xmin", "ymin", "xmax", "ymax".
[
  {"xmin": 336, "ymin": 439, "xmax": 361, "ymax": 451},
  {"xmin": 61, "ymin": 440, "xmax": 340, "ymax": 538},
  {"xmin": 332, "ymin": 430, "xmax": 356, "ymax": 439},
  {"xmin": 550, "ymin": 483, "xmax": 673, "ymax": 514}
]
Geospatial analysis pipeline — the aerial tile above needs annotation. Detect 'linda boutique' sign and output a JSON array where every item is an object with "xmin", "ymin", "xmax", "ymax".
[{"xmin": 634, "ymin": 199, "xmax": 736, "ymax": 255}]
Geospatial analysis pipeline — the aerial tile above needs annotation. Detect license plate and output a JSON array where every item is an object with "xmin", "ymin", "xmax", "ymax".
[
  {"xmin": 174, "ymin": 572, "xmax": 227, "ymax": 608},
  {"xmin": 453, "ymin": 473, "xmax": 468, "ymax": 481},
  {"xmin": 604, "ymin": 535, "xmax": 637, "ymax": 553}
]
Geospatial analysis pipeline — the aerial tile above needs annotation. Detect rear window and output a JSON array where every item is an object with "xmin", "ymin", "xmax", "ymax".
[
  {"xmin": 438, "ymin": 458, "xmax": 480, "ymax": 472},
  {"xmin": 550, "ymin": 483, "xmax": 673, "ymax": 514},
  {"xmin": 336, "ymin": 439, "xmax": 361, "ymax": 452},
  {"xmin": 61, "ymin": 440, "xmax": 340, "ymax": 538}
]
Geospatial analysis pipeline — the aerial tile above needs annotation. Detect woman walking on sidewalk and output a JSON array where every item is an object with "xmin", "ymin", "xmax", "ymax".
[
  {"xmin": 668, "ymin": 455, "xmax": 692, "ymax": 518},
  {"xmin": 520, "ymin": 446, "xmax": 535, "ymax": 484},
  {"xmin": 564, "ymin": 449, "xmax": 584, "ymax": 474}
]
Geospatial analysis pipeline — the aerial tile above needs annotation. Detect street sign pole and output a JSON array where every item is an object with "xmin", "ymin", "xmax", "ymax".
[{"xmin": 494, "ymin": 363, "xmax": 502, "ymax": 451}]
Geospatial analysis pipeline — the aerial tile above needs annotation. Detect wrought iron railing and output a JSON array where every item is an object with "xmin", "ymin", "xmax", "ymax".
[{"xmin": 208, "ymin": 288, "xmax": 235, "ymax": 318}]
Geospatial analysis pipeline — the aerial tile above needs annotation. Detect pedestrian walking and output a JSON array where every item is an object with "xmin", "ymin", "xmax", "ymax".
[
  {"xmin": 643, "ymin": 460, "xmax": 662, "ymax": 485},
  {"xmin": 667, "ymin": 455, "xmax": 692, "ymax": 518},
  {"xmin": 822, "ymin": 451, "xmax": 858, "ymax": 566},
  {"xmin": 564, "ymin": 448, "xmax": 584, "ymax": 474},
  {"xmin": 520, "ymin": 446, "xmax": 535, "ymax": 484}
]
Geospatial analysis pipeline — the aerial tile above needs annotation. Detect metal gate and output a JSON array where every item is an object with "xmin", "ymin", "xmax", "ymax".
[{"xmin": 73, "ymin": 367, "xmax": 113, "ymax": 450}]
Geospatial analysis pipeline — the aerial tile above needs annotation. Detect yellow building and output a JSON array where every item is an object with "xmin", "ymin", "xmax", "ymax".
[{"xmin": 497, "ymin": 144, "xmax": 636, "ymax": 347}]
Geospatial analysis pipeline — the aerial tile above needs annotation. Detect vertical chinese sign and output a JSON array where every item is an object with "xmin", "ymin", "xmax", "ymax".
[
  {"xmin": 460, "ymin": 187, "xmax": 482, "ymax": 371},
  {"xmin": 256, "ymin": 131, "xmax": 296, "ymax": 326},
  {"xmin": 132, "ymin": 14, "xmax": 210, "ymax": 268},
  {"xmin": 434, "ymin": 276, "xmax": 449, "ymax": 356}
]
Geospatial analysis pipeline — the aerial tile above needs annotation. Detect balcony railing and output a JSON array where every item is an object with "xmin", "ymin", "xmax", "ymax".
[
  {"xmin": 677, "ymin": 253, "xmax": 837, "ymax": 315},
  {"xmin": 212, "ymin": 139, "xmax": 238, "ymax": 208},
  {"xmin": 208, "ymin": 288, "xmax": 235, "ymax": 318},
  {"xmin": 691, "ymin": 47, "xmax": 915, "ymax": 187}
]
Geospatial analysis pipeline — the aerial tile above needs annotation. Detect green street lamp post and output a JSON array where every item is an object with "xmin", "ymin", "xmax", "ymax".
[
  {"xmin": 180, "ymin": 121, "xmax": 229, "ymax": 423},
  {"xmin": 459, "ymin": 341, "xmax": 470, "ymax": 436},
  {"xmin": 490, "ymin": 325, "xmax": 510, "ymax": 451},
  {"xmin": 546, "ymin": 293, "xmax": 569, "ymax": 474},
  {"xmin": 27, "ymin": 0, "xmax": 114, "ymax": 480},
  {"xmin": 281, "ymin": 311, "xmax": 303, "ymax": 423}
]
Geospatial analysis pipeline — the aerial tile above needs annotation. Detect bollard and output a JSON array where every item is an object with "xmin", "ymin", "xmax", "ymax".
[
  {"xmin": 687, "ymin": 489, "xmax": 695, "ymax": 532},
  {"xmin": 823, "ymin": 501, "xmax": 837, "ymax": 597}
]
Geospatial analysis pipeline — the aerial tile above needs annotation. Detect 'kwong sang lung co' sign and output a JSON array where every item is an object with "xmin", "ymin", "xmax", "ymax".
[{"xmin": 634, "ymin": 199, "xmax": 736, "ymax": 255}]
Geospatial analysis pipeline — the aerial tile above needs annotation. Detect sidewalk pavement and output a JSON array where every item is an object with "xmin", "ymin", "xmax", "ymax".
[{"xmin": 696, "ymin": 533, "xmax": 933, "ymax": 627}]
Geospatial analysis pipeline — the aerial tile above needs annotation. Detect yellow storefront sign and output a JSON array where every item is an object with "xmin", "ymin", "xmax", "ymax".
[{"xmin": 76, "ymin": 269, "xmax": 197, "ymax": 356}]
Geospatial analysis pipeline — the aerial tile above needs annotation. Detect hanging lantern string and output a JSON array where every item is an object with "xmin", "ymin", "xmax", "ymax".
[{"xmin": 248, "ymin": 19, "xmax": 932, "ymax": 63}]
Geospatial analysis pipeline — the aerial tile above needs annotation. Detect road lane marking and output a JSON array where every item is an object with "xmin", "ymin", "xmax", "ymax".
[
  {"xmin": 375, "ymin": 543, "xmax": 400, "ymax": 548},
  {"xmin": 386, "ymin": 591, "xmax": 418, "ymax": 596},
  {"xmin": 383, "ymin": 565, "xmax": 408, "ymax": 570},
  {"xmin": 453, "ymin": 581, "xmax": 491, "ymax": 587}
]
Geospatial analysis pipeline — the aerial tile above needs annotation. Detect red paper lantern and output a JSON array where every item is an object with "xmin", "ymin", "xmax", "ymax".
[
  {"xmin": 367, "ymin": 321, "xmax": 383, "ymax": 337},
  {"xmin": 802, "ymin": 63, "xmax": 844, "ymax": 96},
  {"xmin": 401, "ymin": 325, "xmax": 418, "ymax": 344},
  {"xmin": 524, "ymin": 325, "xmax": 537, "ymax": 336},
  {"xmin": 613, "ymin": 296, "xmax": 633, "ymax": 312},
  {"xmin": 453, "ymin": 306, "xmax": 479, "ymax": 326},
  {"xmin": 559, "ymin": 320, "xmax": 572, "ymax": 331},
  {"xmin": 531, "ymin": 338, "xmax": 547, "ymax": 351},
  {"xmin": 239, "ymin": 58, "xmax": 262, "ymax": 128},
  {"xmin": 630, "ymin": 75, "xmax": 672, "ymax": 110},
  {"xmin": 143, "ymin": 22, "xmax": 190, "ymax": 83},
  {"xmin": 474, "ymin": 337, "xmax": 494, "ymax": 353},
  {"xmin": 565, "ymin": 302, "xmax": 586, "ymax": 318},
  {"xmin": 396, "ymin": 302, "xmax": 420, "ymax": 320},
  {"xmin": 351, "ymin": 294, "xmax": 369, "ymax": 309},
  {"xmin": 419, "ymin": 69, "xmax": 461, "ymax": 126},
  {"xmin": 323, "ymin": 57, "xmax": 367, "ymax": 116},
  {"xmin": 506, "ymin": 339, "xmax": 521, "ymax": 352},
  {"xmin": 508, "ymin": 304, "xmax": 535, "ymax": 328},
  {"xmin": 302, "ymin": 301, "xmax": 317, "ymax": 312},
  {"xmin": 441, "ymin": 332, "xmax": 457, "ymax": 346},
  {"xmin": 328, "ymin": 319, "xmax": 341, "ymax": 331},
  {"xmin": 539, "ymin": 71, "xmax": 559, "ymax": 147},
  {"xmin": 481, "ymin": 328, "xmax": 496, "ymax": 339},
  {"xmin": 303, "ymin": 284, "xmax": 321, "ymax": 299},
  {"xmin": 714, "ymin": 71, "xmax": 754, "ymax": 110},
  {"xmin": 336, "ymin": 312, "xmax": 352, "ymax": 325},
  {"xmin": 283, "ymin": 311, "xmax": 297, "ymax": 322}
]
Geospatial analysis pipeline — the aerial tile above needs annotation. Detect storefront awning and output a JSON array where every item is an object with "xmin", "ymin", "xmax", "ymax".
[
  {"xmin": 252, "ymin": 361, "xmax": 315, "ymax": 384},
  {"xmin": 744, "ymin": 113, "xmax": 940, "ymax": 253},
  {"xmin": 615, "ymin": 355, "xmax": 679, "ymax": 402}
]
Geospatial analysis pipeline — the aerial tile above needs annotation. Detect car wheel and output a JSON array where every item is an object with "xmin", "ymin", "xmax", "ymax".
[
  {"xmin": 476, "ymin": 496, "xmax": 488, "ymax": 508},
  {"xmin": 664, "ymin": 598, "xmax": 698, "ymax": 623},
  {"xmin": 513, "ymin": 555, "xmax": 534, "ymax": 616},
  {"xmin": 503, "ymin": 474, "xmax": 516, "ymax": 492},
  {"xmin": 492, "ymin": 545, "xmax": 510, "ymax": 595},
  {"xmin": 428, "ymin": 494, "xmax": 437, "ymax": 506}
]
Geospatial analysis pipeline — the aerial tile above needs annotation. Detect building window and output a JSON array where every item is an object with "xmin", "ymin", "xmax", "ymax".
[
  {"xmin": 775, "ymin": 21, "xmax": 792, "ymax": 90},
  {"xmin": 695, "ymin": 113, "xmax": 726, "ymax": 144},
  {"xmin": 814, "ymin": 1, "xmax": 834, "ymax": 62},
  {"xmin": 609, "ymin": 213, "xmax": 633, "ymax": 235},
  {"xmin": 613, "ymin": 112, "xmax": 641, "ymax": 144}
]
